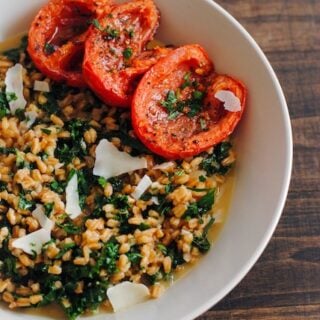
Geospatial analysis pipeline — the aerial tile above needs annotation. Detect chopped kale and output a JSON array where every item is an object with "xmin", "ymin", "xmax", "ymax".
[
  {"xmin": 18, "ymin": 193, "xmax": 35, "ymax": 210},
  {"xmin": 97, "ymin": 177, "xmax": 107, "ymax": 188},
  {"xmin": 39, "ymin": 92, "xmax": 60, "ymax": 115},
  {"xmin": 56, "ymin": 220, "xmax": 82, "ymax": 235},
  {"xmin": 0, "ymin": 147, "xmax": 16, "ymax": 155},
  {"xmin": 49, "ymin": 180, "xmax": 66, "ymax": 194},
  {"xmin": 107, "ymin": 177, "xmax": 124, "ymax": 193},
  {"xmin": 0, "ymin": 181, "xmax": 7, "ymax": 192},
  {"xmin": 192, "ymin": 217, "xmax": 215, "ymax": 253},
  {"xmin": 44, "ymin": 202, "xmax": 54, "ymax": 217},
  {"xmin": 55, "ymin": 120, "xmax": 89, "ymax": 164},
  {"xmin": 183, "ymin": 189, "xmax": 215, "ymax": 220},
  {"xmin": 0, "ymin": 91, "xmax": 10, "ymax": 119},
  {"xmin": 55, "ymin": 242, "xmax": 76, "ymax": 259},
  {"xmin": 126, "ymin": 246, "xmax": 142, "ymax": 265},
  {"xmin": 201, "ymin": 141, "xmax": 233, "ymax": 176},
  {"xmin": 167, "ymin": 242, "xmax": 185, "ymax": 268},
  {"xmin": 157, "ymin": 243, "xmax": 167, "ymax": 255}
]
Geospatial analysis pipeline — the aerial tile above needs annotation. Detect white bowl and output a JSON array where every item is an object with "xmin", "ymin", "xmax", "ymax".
[{"xmin": 0, "ymin": 0, "xmax": 292, "ymax": 319}]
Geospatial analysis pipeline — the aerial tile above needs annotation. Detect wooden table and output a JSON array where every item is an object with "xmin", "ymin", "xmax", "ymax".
[{"xmin": 198, "ymin": 1, "xmax": 320, "ymax": 319}]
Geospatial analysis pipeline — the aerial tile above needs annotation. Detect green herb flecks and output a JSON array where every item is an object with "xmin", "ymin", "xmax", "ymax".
[
  {"xmin": 44, "ymin": 43, "xmax": 56, "ymax": 55},
  {"xmin": 123, "ymin": 47, "xmax": 133, "ymax": 59},
  {"xmin": 161, "ymin": 89, "xmax": 205, "ymax": 120}
]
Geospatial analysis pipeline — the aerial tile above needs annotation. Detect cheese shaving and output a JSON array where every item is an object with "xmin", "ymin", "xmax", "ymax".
[
  {"xmin": 65, "ymin": 173, "xmax": 82, "ymax": 219},
  {"xmin": 107, "ymin": 281, "xmax": 150, "ymax": 312},
  {"xmin": 151, "ymin": 196, "xmax": 159, "ymax": 205},
  {"xmin": 5, "ymin": 63, "xmax": 27, "ymax": 114},
  {"xmin": 153, "ymin": 161, "xmax": 175, "ymax": 171},
  {"xmin": 131, "ymin": 175, "xmax": 152, "ymax": 200},
  {"xmin": 33, "ymin": 80, "xmax": 50, "ymax": 92},
  {"xmin": 12, "ymin": 228, "xmax": 51, "ymax": 255},
  {"xmin": 32, "ymin": 204, "xmax": 54, "ymax": 231},
  {"xmin": 215, "ymin": 90, "xmax": 241, "ymax": 112},
  {"xmin": 93, "ymin": 139, "xmax": 147, "ymax": 179}
]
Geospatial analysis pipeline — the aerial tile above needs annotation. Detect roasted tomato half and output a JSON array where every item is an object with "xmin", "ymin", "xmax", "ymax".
[
  {"xmin": 83, "ymin": 0, "xmax": 162, "ymax": 107},
  {"xmin": 132, "ymin": 44, "xmax": 247, "ymax": 159},
  {"xmin": 28, "ymin": 0, "xmax": 112, "ymax": 87}
]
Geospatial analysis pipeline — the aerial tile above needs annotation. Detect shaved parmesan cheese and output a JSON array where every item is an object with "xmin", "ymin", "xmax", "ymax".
[
  {"xmin": 153, "ymin": 161, "xmax": 175, "ymax": 171},
  {"xmin": 215, "ymin": 90, "xmax": 241, "ymax": 112},
  {"xmin": 65, "ymin": 173, "xmax": 82, "ymax": 219},
  {"xmin": 107, "ymin": 281, "xmax": 150, "ymax": 312},
  {"xmin": 131, "ymin": 175, "xmax": 152, "ymax": 200},
  {"xmin": 24, "ymin": 111, "xmax": 38, "ymax": 128},
  {"xmin": 33, "ymin": 80, "xmax": 50, "ymax": 92},
  {"xmin": 93, "ymin": 139, "xmax": 147, "ymax": 179},
  {"xmin": 5, "ymin": 63, "xmax": 27, "ymax": 114},
  {"xmin": 12, "ymin": 228, "xmax": 51, "ymax": 255},
  {"xmin": 151, "ymin": 196, "xmax": 159, "ymax": 205},
  {"xmin": 54, "ymin": 162, "xmax": 64, "ymax": 170},
  {"xmin": 32, "ymin": 204, "xmax": 54, "ymax": 231}
]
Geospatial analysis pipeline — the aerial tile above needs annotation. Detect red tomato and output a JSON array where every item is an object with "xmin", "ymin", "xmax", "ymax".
[
  {"xmin": 83, "ymin": 0, "xmax": 161, "ymax": 107},
  {"xmin": 27, "ymin": 0, "xmax": 112, "ymax": 87},
  {"xmin": 131, "ymin": 44, "xmax": 247, "ymax": 159}
]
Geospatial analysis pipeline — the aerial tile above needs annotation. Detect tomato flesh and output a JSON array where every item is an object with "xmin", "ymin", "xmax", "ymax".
[
  {"xmin": 27, "ymin": 0, "xmax": 112, "ymax": 87},
  {"xmin": 83, "ymin": 0, "xmax": 161, "ymax": 107},
  {"xmin": 132, "ymin": 44, "xmax": 246, "ymax": 159}
]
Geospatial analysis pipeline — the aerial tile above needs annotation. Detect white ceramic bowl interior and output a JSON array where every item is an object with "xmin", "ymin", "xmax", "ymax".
[{"xmin": 0, "ymin": 0, "xmax": 292, "ymax": 319}]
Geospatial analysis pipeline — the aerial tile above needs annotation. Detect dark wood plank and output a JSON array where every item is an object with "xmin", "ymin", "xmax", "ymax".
[{"xmin": 198, "ymin": 1, "xmax": 320, "ymax": 319}]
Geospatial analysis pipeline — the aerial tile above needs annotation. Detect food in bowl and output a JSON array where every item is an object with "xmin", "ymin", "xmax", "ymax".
[{"xmin": 0, "ymin": 0, "xmax": 246, "ymax": 319}]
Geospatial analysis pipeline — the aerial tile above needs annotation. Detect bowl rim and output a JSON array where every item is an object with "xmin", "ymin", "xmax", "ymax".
[
  {"xmin": 180, "ymin": 1, "xmax": 293, "ymax": 319},
  {"xmin": 0, "ymin": 1, "xmax": 293, "ymax": 319}
]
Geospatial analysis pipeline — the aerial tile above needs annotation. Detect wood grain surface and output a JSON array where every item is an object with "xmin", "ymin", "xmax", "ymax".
[{"xmin": 198, "ymin": 1, "xmax": 320, "ymax": 319}]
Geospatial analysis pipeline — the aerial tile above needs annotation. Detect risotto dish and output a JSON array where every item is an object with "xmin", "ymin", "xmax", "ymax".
[{"xmin": 0, "ymin": 0, "xmax": 247, "ymax": 319}]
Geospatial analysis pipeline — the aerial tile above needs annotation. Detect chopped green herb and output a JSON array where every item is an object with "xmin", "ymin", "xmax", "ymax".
[
  {"xmin": 0, "ymin": 147, "xmax": 16, "ymax": 155},
  {"xmin": 201, "ymin": 141, "xmax": 233, "ymax": 176},
  {"xmin": 40, "ymin": 92, "xmax": 59, "ymax": 115},
  {"xmin": 138, "ymin": 223, "xmax": 150, "ymax": 231},
  {"xmin": 44, "ymin": 203, "xmax": 54, "ymax": 217},
  {"xmin": 0, "ymin": 92, "xmax": 9, "ymax": 119},
  {"xmin": 18, "ymin": 193, "xmax": 35, "ymax": 210},
  {"xmin": 91, "ymin": 18, "xmax": 103, "ymax": 31},
  {"xmin": 49, "ymin": 180, "xmax": 65, "ymax": 194},
  {"xmin": 41, "ymin": 128, "xmax": 52, "ymax": 135},
  {"xmin": 97, "ymin": 177, "xmax": 107, "ymax": 188},
  {"xmin": 107, "ymin": 177, "xmax": 124, "ymax": 193},
  {"xmin": 14, "ymin": 108, "xmax": 26, "ymax": 121},
  {"xmin": 183, "ymin": 189, "xmax": 215, "ymax": 220},
  {"xmin": 123, "ymin": 47, "xmax": 133, "ymax": 59},
  {"xmin": 157, "ymin": 243, "xmax": 167, "ymax": 255},
  {"xmin": 199, "ymin": 175, "xmax": 206, "ymax": 182},
  {"xmin": 6, "ymin": 92, "xmax": 17, "ymax": 102},
  {"xmin": 44, "ymin": 43, "xmax": 56, "ymax": 55},
  {"xmin": 104, "ymin": 26, "xmax": 120, "ymax": 39},
  {"xmin": 0, "ymin": 181, "xmax": 7, "ymax": 192},
  {"xmin": 56, "ymin": 220, "xmax": 82, "ymax": 235},
  {"xmin": 55, "ymin": 242, "xmax": 76, "ymax": 259},
  {"xmin": 180, "ymin": 72, "xmax": 191, "ymax": 89},
  {"xmin": 161, "ymin": 90, "xmax": 179, "ymax": 119},
  {"xmin": 127, "ymin": 29, "xmax": 134, "ymax": 38}
]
